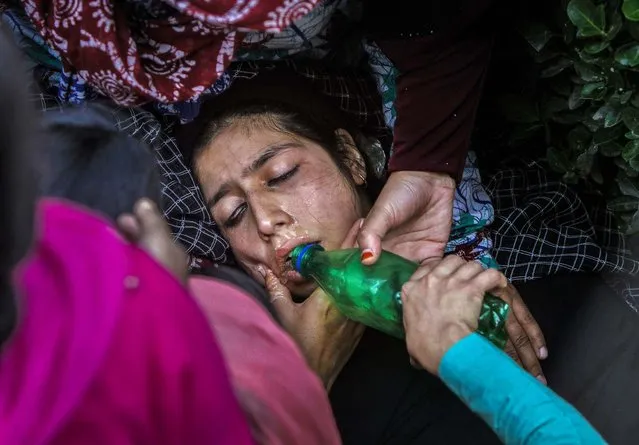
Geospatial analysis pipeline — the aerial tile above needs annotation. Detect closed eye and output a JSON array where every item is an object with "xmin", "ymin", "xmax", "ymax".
[
  {"xmin": 223, "ymin": 203, "xmax": 247, "ymax": 229},
  {"xmin": 267, "ymin": 165, "xmax": 299, "ymax": 187}
]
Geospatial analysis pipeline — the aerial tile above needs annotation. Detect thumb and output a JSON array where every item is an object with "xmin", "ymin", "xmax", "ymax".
[
  {"xmin": 134, "ymin": 198, "xmax": 168, "ymax": 242},
  {"xmin": 260, "ymin": 267, "xmax": 294, "ymax": 318},
  {"xmin": 358, "ymin": 206, "xmax": 393, "ymax": 265}
]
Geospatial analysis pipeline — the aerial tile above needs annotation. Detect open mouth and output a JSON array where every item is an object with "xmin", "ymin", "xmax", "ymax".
[{"xmin": 275, "ymin": 239, "xmax": 320, "ymax": 280}]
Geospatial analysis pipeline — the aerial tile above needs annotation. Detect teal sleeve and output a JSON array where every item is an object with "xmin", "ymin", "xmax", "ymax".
[{"xmin": 438, "ymin": 333, "xmax": 606, "ymax": 444}]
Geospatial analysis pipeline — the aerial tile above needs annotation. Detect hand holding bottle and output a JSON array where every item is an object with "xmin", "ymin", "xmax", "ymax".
[
  {"xmin": 259, "ymin": 219, "xmax": 366, "ymax": 391},
  {"xmin": 401, "ymin": 255, "xmax": 508, "ymax": 375},
  {"xmin": 494, "ymin": 283, "xmax": 548, "ymax": 384}
]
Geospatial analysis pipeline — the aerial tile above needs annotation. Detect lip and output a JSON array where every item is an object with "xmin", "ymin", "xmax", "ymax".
[
  {"xmin": 274, "ymin": 237, "xmax": 320, "ymax": 273},
  {"xmin": 281, "ymin": 269, "xmax": 307, "ymax": 284}
]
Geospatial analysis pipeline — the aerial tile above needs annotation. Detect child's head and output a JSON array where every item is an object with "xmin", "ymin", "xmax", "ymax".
[
  {"xmin": 40, "ymin": 105, "xmax": 162, "ymax": 221},
  {"xmin": 0, "ymin": 28, "xmax": 37, "ymax": 347}
]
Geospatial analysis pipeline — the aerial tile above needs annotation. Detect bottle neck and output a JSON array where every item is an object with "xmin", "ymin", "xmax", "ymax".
[{"xmin": 291, "ymin": 243, "xmax": 325, "ymax": 278}]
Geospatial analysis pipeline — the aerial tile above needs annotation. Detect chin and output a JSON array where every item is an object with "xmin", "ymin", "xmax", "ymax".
[{"xmin": 288, "ymin": 281, "xmax": 318, "ymax": 303}]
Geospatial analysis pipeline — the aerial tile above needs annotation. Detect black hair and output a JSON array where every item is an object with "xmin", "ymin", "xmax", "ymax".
[
  {"xmin": 0, "ymin": 28, "xmax": 37, "ymax": 347},
  {"xmin": 188, "ymin": 99, "xmax": 384, "ymax": 200},
  {"xmin": 40, "ymin": 104, "xmax": 162, "ymax": 221}
]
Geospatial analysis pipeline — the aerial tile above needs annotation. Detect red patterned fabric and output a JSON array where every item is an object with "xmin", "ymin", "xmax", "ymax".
[{"xmin": 20, "ymin": 0, "xmax": 319, "ymax": 105}]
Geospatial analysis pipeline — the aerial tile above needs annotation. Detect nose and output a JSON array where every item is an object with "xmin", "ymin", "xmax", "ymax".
[{"xmin": 251, "ymin": 197, "xmax": 292, "ymax": 240}]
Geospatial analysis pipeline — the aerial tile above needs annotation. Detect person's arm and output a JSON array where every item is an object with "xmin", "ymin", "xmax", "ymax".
[
  {"xmin": 374, "ymin": 2, "xmax": 494, "ymax": 180},
  {"xmin": 439, "ymin": 333, "xmax": 606, "ymax": 444}
]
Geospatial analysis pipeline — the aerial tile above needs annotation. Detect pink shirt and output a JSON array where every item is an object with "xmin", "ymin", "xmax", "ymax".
[
  {"xmin": 0, "ymin": 199, "xmax": 253, "ymax": 445},
  {"xmin": 190, "ymin": 276, "xmax": 341, "ymax": 445}
]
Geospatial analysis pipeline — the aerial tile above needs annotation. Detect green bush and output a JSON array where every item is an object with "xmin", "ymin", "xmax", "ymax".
[{"xmin": 505, "ymin": 0, "xmax": 639, "ymax": 233}]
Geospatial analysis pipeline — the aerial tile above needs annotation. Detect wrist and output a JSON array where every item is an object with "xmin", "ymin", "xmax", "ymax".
[
  {"xmin": 391, "ymin": 170, "xmax": 456, "ymax": 188},
  {"xmin": 415, "ymin": 324, "xmax": 473, "ymax": 375}
]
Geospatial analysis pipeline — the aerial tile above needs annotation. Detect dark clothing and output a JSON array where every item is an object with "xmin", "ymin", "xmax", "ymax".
[
  {"xmin": 331, "ymin": 273, "xmax": 639, "ymax": 444},
  {"xmin": 330, "ymin": 329, "xmax": 500, "ymax": 444},
  {"xmin": 365, "ymin": 0, "xmax": 496, "ymax": 180}
]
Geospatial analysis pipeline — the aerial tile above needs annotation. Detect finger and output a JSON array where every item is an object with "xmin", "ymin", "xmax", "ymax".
[
  {"xmin": 408, "ymin": 260, "xmax": 439, "ymax": 282},
  {"xmin": 431, "ymin": 254, "xmax": 466, "ymax": 278},
  {"xmin": 358, "ymin": 206, "xmax": 394, "ymax": 265},
  {"xmin": 409, "ymin": 356, "xmax": 424, "ymax": 370},
  {"xmin": 453, "ymin": 260, "xmax": 484, "ymax": 281},
  {"xmin": 134, "ymin": 198, "xmax": 169, "ymax": 240},
  {"xmin": 504, "ymin": 340, "xmax": 522, "ymax": 366},
  {"xmin": 471, "ymin": 268, "xmax": 508, "ymax": 294},
  {"xmin": 260, "ymin": 267, "xmax": 294, "ymax": 314},
  {"xmin": 506, "ymin": 316, "xmax": 545, "ymax": 383},
  {"xmin": 116, "ymin": 213, "xmax": 140, "ymax": 243},
  {"xmin": 510, "ymin": 286, "xmax": 548, "ymax": 360},
  {"xmin": 341, "ymin": 218, "xmax": 364, "ymax": 249}
]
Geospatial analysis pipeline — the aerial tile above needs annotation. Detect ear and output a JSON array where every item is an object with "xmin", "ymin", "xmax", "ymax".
[{"xmin": 335, "ymin": 129, "xmax": 367, "ymax": 186}]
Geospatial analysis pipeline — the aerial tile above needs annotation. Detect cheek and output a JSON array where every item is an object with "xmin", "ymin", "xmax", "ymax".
[{"xmin": 293, "ymin": 173, "xmax": 362, "ymax": 241}]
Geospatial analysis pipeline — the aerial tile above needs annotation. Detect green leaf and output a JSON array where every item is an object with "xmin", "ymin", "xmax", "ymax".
[
  {"xmin": 623, "ymin": 0, "xmax": 639, "ymax": 21},
  {"xmin": 569, "ymin": 86, "xmax": 586, "ymax": 109},
  {"xmin": 541, "ymin": 58, "xmax": 573, "ymax": 78},
  {"xmin": 628, "ymin": 22, "xmax": 639, "ymax": 40},
  {"xmin": 606, "ymin": 9, "xmax": 624, "ymax": 40},
  {"xmin": 584, "ymin": 41, "xmax": 610, "ymax": 54},
  {"xmin": 574, "ymin": 62, "xmax": 605, "ymax": 81},
  {"xmin": 617, "ymin": 173, "xmax": 639, "ymax": 198},
  {"xmin": 593, "ymin": 125, "xmax": 625, "ymax": 144},
  {"xmin": 509, "ymin": 123, "xmax": 544, "ymax": 145},
  {"xmin": 499, "ymin": 95, "xmax": 539, "ymax": 123},
  {"xmin": 567, "ymin": 0, "xmax": 607, "ymax": 37},
  {"xmin": 576, "ymin": 150, "xmax": 595, "ymax": 174},
  {"xmin": 591, "ymin": 160, "xmax": 604, "ymax": 184},
  {"xmin": 612, "ymin": 90, "xmax": 634, "ymax": 105},
  {"xmin": 622, "ymin": 107, "xmax": 639, "ymax": 130},
  {"xmin": 593, "ymin": 104, "xmax": 622, "ymax": 127},
  {"xmin": 627, "ymin": 130, "xmax": 639, "ymax": 139},
  {"xmin": 547, "ymin": 147, "xmax": 572, "ymax": 173},
  {"xmin": 623, "ymin": 139, "xmax": 639, "ymax": 162},
  {"xmin": 580, "ymin": 82, "xmax": 607, "ymax": 99},
  {"xmin": 553, "ymin": 111, "xmax": 588, "ymax": 124},
  {"xmin": 533, "ymin": 49, "xmax": 562, "ymax": 64},
  {"xmin": 541, "ymin": 95, "xmax": 569, "ymax": 118},
  {"xmin": 607, "ymin": 196, "xmax": 639, "ymax": 211},
  {"xmin": 577, "ymin": 49, "xmax": 605, "ymax": 64},
  {"xmin": 615, "ymin": 43, "xmax": 639, "ymax": 67},
  {"xmin": 567, "ymin": 125, "xmax": 592, "ymax": 153},
  {"xmin": 599, "ymin": 141, "xmax": 624, "ymax": 156},
  {"xmin": 519, "ymin": 22, "xmax": 553, "ymax": 52},
  {"xmin": 550, "ymin": 77, "xmax": 573, "ymax": 97}
]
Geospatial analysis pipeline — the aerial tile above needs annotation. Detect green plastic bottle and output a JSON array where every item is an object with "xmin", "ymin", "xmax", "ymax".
[{"xmin": 290, "ymin": 243, "xmax": 510, "ymax": 349}]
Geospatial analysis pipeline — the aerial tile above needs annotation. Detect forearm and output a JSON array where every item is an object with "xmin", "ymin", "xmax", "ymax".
[
  {"xmin": 439, "ymin": 334, "xmax": 605, "ymax": 444},
  {"xmin": 372, "ymin": 1, "xmax": 495, "ymax": 180}
]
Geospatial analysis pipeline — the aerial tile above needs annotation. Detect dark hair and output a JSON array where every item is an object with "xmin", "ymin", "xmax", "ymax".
[
  {"xmin": 188, "ymin": 99, "xmax": 384, "ymax": 199},
  {"xmin": 0, "ymin": 28, "xmax": 37, "ymax": 347},
  {"xmin": 40, "ymin": 104, "xmax": 162, "ymax": 221}
]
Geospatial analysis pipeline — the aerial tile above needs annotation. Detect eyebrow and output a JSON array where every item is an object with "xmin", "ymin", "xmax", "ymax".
[{"xmin": 206, "ymin": 142, "xmax": 299, "ymax": 209}]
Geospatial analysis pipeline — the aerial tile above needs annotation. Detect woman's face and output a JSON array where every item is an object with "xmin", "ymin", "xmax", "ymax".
[{"xmin": 195, "ymin": 120, "xmax": 366, "ymax": 297}]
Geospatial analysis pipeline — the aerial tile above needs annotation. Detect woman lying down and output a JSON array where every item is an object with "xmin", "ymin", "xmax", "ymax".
[
  {"xmin": 179, "ymin": 69, "xmax": 604, "ymax": 444},
  {"xmin": 0, "ymin": 57, "xmax": 603, "ymax": 444}
]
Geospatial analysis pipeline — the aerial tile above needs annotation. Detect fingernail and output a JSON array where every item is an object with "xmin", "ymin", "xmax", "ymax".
[
  {"xmin": 536, "ymin": 375, "xmax": 547, "ymax": 385},
  {"xmin": 361, "ymin": 249, "xmax": 374, "ymax": 262},
  {"xmin": 138, "ymin": 198, "xmax": 153, "ymax": 212},
  {"xmin": 359, "ymin": 219, "xmax": 365, "ymax": 229},
  {"xmin": 538, "ymin": 346, "xmax": 548, "ymax": 360},
  {"xmin": 256, "ymin": 265, "xmax": 266, "ymax": 278}
]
